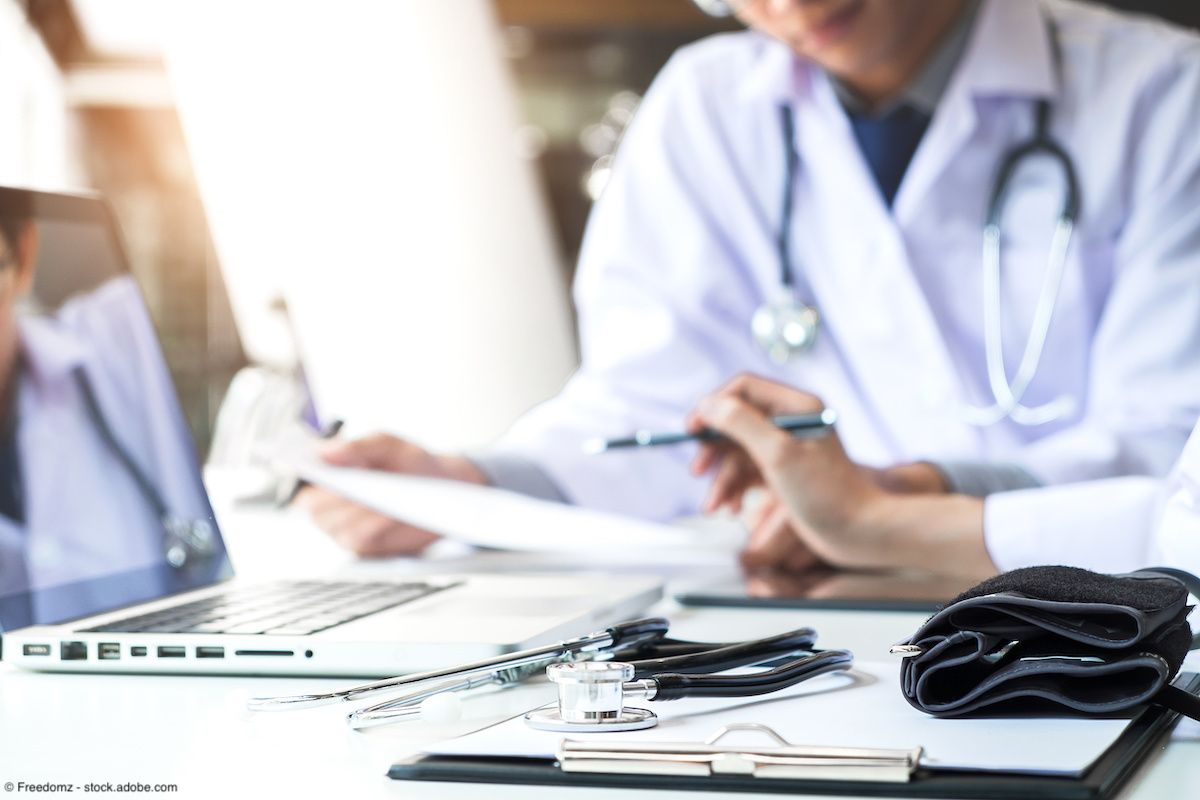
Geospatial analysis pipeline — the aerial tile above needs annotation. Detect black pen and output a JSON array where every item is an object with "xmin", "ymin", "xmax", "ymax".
[{"xmin": 584, "ymin": 409, "xmax": 837, "ymax": 454}]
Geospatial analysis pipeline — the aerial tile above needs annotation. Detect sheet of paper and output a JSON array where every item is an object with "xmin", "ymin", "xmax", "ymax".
[
  {"xmin": 291, "ymin": 460, "xmax": 743, "ymax": 557},
  {"xmin": 423, "ymin": 660, "xmax": 1133, "ymax": 776}
]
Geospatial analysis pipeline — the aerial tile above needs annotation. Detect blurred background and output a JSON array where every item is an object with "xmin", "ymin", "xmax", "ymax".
[
  {"xmin": 5, "ymin": 0, "xmax": 740, "ymax": 460},
  {"xmin": 4, "ymin": 0, "xmax": 1197, "ymax": 463}
]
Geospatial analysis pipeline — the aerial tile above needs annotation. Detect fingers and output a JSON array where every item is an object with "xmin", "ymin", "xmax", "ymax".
[
  {"xmin": 690, "ymin": 442, "xmax": 720, "ymax": 477},
  {"xmin": 688, "ymin": 377, "xmax": 824, "ymax": 478},
  {"xmin": 293, "ymin": 486, "xmax": 439, "ymax": 557},
  {"xmin": 694, "ymin": 395, "xmax": 793, "ymax": 470},
  {"xmin": 717, "ymin": 373, "xmax": 824, "ymax": 416},
  {"xmin": 330, "ymin": 510, "xmax": 439, "ymax": 557},
  {"xmin": 745, "ymin": 490, "xmax": 776, "ymax": 531},
  {"xmin": 781, "ymin": 538, "xmax": 822, "ymax": 572},
  {"xmin": 291, "ymin": 486, "xmax": 343, "ymax": 516},
  {"xmin": 702, "ymin": 450, "xmax": 761, "ymax": 513},
  {"xmin": 739, "ymin": 497, "xmax": 820, "ymax": 572},
  {"xmin": 686, "ymin": 410, "xmax": 721, "ymax": 477},
  {"xmin": 317, "ymin": 435, "xmax": 488, "ymax": 485},
  {"xmin": 319, "ymin": 433, "xmax": 429, "ymax": 472}
]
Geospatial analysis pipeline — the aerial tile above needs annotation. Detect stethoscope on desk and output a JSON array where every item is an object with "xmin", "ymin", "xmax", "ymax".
[
  {"xmin": 71, "ymin": 365, "xmax": 216, "ymax": 569},
  {"xmin": 754, "ymin": 20, "xmax": 1080, "ymax": 427},
  {"xmin": 247, "ymin": 618, "xmax": 853, "ymax": 731}
]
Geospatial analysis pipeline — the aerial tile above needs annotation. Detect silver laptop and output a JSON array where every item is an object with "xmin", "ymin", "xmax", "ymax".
[{"xmin": 0, "ymin": 186, "xmax": 661, "ymax": 676}]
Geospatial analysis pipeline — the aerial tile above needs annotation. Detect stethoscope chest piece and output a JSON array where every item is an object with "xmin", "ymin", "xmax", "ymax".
[
  {"xmin": 524, "ymin": 662, "xmax": 658, "ymax": 732},
  {"xmin": 752, "ymin": 300, "xmax": 819, "ymax": 364}
]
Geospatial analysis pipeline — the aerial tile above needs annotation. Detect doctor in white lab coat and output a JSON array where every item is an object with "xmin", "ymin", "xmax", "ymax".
[
  {"xmin": 298, "ymin": 0, "xmax": 1200, "ymax": 571},
  {"xmin": 0, "ymin": 216, "xmax": 216, "ymax": 614}
]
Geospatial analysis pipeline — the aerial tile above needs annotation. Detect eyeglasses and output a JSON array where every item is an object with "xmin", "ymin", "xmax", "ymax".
[{"xmin": 692, "ymin": 0, "xmax": 752, "ymax": 18}]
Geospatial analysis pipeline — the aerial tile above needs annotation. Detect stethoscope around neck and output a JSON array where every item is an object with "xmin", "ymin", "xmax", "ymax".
[
  {"xmin": 756, "ymin": 88, "xmax": 1082, "ymax": 427},
  {"xmin": 71, "ymin": 365, "xmax": 216, "ymax": 569}
]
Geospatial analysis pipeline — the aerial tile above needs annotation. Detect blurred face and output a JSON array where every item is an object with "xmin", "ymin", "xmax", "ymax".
[{"xmin": 734, "ymin": 0, "xmax": 963, "ymax": 98}]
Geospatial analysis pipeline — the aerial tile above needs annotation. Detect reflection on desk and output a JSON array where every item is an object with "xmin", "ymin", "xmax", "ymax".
[{"xmin": 677, "ymin": 568, "xmax": 977, "ymax": 612}]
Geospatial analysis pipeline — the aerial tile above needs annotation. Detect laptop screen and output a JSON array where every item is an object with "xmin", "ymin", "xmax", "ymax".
[{"xmin": 0, "ymin": 187, "xmax": 232, "ymax": 634}]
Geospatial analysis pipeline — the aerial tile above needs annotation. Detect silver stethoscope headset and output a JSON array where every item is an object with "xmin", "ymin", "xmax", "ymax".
[
  {"xmin": 748, "ymin": 17, "xmax": 1081, "ymax": 428},
  {"xmin": 248, "ymin": 618, "xmax": 853, "ymax": 732},
  {"xmin": 71, "ymin": 366, "xmax": 216, "ymax": 569}
]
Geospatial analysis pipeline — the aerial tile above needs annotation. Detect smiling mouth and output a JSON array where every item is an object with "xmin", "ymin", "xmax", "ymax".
[{"xmin": 800, "ymin": 0, "xmax": 865, "ymax": 50}]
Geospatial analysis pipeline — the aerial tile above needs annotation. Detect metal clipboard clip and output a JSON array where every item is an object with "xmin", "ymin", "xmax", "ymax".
[{"xmin": 557, "ymin": 723, "xmax": 922, "ymax": 783}]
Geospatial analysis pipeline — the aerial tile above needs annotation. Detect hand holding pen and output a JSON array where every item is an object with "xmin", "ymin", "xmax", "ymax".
[
  {"xmin": 585, "ymin": 394, "xmax": 837, "ymax": 574},
  {"xmin": 686, "ymin": 375, "xmax": 910, "ymax": 571},
  {"xmin": 584, "ymin": 409, "xmax": 837, "ymax": 454}
]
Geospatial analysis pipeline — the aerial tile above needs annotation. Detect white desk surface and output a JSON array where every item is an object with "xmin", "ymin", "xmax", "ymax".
[{"xmin": 2, "ymin": 487, "xmax": 1198, "ymax": 800}]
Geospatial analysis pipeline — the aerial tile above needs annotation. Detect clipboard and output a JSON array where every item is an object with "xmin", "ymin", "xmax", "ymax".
[{"xmin": 388, "ymin": 673, "xmax": 1199, "ymax": 800}]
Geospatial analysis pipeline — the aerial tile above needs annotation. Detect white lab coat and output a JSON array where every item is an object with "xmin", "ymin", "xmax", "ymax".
[
  {"xmin": 0, "ymin": 276, "xmax": 214, "ymax": 615},
  {"xmin": 491, "ymin": 0, "xmax": 1200, "ymax": 565},
  {"xmin": 1158, "ymin": 426, "xmax": 1200, "ymax": 571},
  {"xmin": 983, "ymin": 419, "xmax": 1200, "ymax": 575}
]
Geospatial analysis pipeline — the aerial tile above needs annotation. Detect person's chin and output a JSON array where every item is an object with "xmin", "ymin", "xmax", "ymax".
[{"xmin": 806, "ymin": 0, "xmax": 866, "ymax": 51}]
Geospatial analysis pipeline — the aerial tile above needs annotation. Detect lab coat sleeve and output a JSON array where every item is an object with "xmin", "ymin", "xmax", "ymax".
[
  {"xmin": 1008, "ymin": 46, "xmax": 1200, "ymax": 487},
  {"xmin": 983, "ymin": 476, "xmax": 1164, "ymax": 573},
  {"xmin": 485, "ymin": 47, "xmax": 767, "ymax": 520},
  {"xmin": 1152, "ymin": 423, "xmax": 1200, "ymax": 573},
  {"xmin": 986, "ymin": 420, "xmax": 1200, "ymax": 576}
]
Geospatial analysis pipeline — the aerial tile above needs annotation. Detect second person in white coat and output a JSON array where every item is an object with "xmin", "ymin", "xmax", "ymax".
[{"xmin": 299, "ymin": 0, "xmax": 1200, "ymax": 567}]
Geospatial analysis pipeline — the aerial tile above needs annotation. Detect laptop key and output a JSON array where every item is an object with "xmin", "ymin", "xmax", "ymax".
[{"xmin": 81, "ymin": 580, "xmax": 452, "ymax": 634}]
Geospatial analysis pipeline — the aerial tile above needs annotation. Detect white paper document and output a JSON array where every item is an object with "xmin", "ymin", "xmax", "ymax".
[
  {"xmin": 424, "ymin": 660, "xmax": 1134, "ymax": 776},
  {"xmin": 292, "ymin": 461, "xmax": 743, "ymax": 557}
]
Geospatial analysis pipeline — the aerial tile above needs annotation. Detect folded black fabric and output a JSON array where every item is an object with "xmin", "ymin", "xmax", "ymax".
[{"xmin": 897, "ymin": 566, "xmax": 1200, "ymax": 719}]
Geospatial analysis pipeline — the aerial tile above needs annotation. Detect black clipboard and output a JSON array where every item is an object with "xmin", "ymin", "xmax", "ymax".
[{"xmin": 388, "ymin": 674, "xmax": 1199, "ymax": 800}]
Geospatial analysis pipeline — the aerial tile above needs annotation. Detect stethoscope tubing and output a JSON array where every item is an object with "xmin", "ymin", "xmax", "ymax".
[
  {"xmin": 71, "ymin": 365, "xmax": 215, "ymax": 567},
  {"xmin": 618, "ymin": 627, "xmax": 819, "ymax": 677},
  {"xmin": 647, "ymin": 647, "xmax": 854, "ymax": 701},
  {"xmin": 767, "ymin": 16, "xmax": 1081, "ymax": 427},
  {"xmin": 347, "ymin": 633, "xmax": 828, "ymax": 728},
  {"xmin": 253, "ymin": 620, "xmax": 843, "ymax": 730},
  {"xmin": 247, "ymin": 617, "xmax": 672, "ymax": 711},
  {"xmin": 72, "ymin": 365, "xmax": 169, "ymax": 521},
  {"xmin": 965, "ymin": 85, "xmax": 1081, "ymax": 426}
]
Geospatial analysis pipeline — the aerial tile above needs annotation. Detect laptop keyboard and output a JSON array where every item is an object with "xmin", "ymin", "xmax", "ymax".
[{"xmin": 82, "ymin": 580, "xmax": 453, "ymax": 636}]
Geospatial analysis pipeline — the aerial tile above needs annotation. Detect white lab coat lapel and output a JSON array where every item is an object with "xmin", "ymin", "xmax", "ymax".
[
  {"xmin": 786, "ymin": 0, "xmax": 1059, "ymax": 461},
  {"xmin": 789, "ymin": 71, "xmax": 979, "ymax": 460},
  {"xmin": 895, "ymin": 0, "xmax": 1057, "ymax": 223},
  {"xmin": 18, "ymin": 356, "xmax": 105, "ymax": 583},
  {"xmin": 15, "ymin": 318, "xmax": 161, "ymax": 588}
]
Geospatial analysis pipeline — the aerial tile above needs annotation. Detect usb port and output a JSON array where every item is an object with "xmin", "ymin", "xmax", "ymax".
[
  {"xmin": 60, "ymin": 641, "xmax": 88, "ymax": 660},
  {"xmin": 130, "ymin": 646, "xmax": 147, "ymax": 657},
  {"xmin": 22, "ymin": 644, "xmax": 51, "ymax": 656},
  {"xmin": 195, "ymin": 646, "xmax": 224, "ymax": 659},
  {"xmin": 157, "ymin": 646, "xmax": 186, "ymax": 658},
  {"xmin": 98, "ymin": 643, "xmax": 121, "ymax": 660}
]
